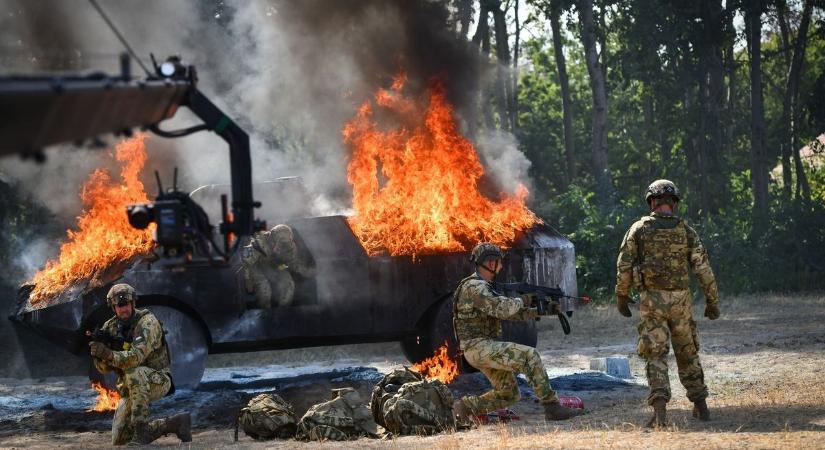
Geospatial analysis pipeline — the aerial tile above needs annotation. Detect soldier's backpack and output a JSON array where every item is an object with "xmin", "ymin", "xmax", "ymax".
[
  {"xmin": 370, "ymin": 367, "xmax": 424, "ymax": 427},
  {"xmin": 296, "ymin": 388, "xmax": 379, "ymax": 441},
  {"xmin": 382, "ymin": 379, "xmax": 456, "ymax": 435},
  {"xmin": 237, "ymin": 393, "xmax": 297, "ymax": 440}
]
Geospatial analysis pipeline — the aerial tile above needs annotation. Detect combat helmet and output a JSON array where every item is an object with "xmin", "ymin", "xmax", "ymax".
[
  {"xmin": 106, "ymin": 283, "xmax": 136, "ymax": 308},
  {"xmin": 645, "ymin": 179, "xmax": 680, "ymax": 204},
  {"xmin": 470, "ymin": 242, "xmax": 504, "ymax": 265}
]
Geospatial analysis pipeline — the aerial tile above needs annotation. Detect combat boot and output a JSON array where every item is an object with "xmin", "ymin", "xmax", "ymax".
[
  {"xmin": 645, "ymin": 398, "xmax": 668, "ymax": 428},
  {"xmin": 692, "ymin": 399, "xmax": 710, "ymax": 421},
  {"xmin": 162, "ymin": 412, "xmax": 192, "ymax": 442},
  {"xmin": 130, "ymin": 422, "xmax": 164, "ymax": 445},
  {"xmin": 543, "ymin": 400, "xmax": 584, "ymax": 420},
  {"xmin": 452, "ymin": 399, "xmax": 473, "ymax": 424}
]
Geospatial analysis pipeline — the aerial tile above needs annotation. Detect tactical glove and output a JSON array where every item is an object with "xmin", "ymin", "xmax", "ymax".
[
  {"xmin": 521, "ymin": 293, "xmax": 538, "ymax": 308},
  {"xmin": 617, "ymin": 295, "xmax": 634, "ymax": 317},
  {"xmin": 90, "ymin": 341, "xmax": 114, "ymax": 361},
  {"xmin": 524, "ymin": 308, "xmax": 540, "ymax": 320},
  {"xmin": 704, "ymin": 301, "xmax": 720, "ymax": 320}
]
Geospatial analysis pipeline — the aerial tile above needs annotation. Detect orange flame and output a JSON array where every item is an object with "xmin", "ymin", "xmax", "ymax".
[
  {"xmin": 28, "ymin": 135, "xmax": 154, "ymax": 304},
  {"xmin": 88, "ymin": 381, "xmax": 121, "ymax": 412},
  {"xmin": 412, "ymin": 341, "xmax": 459, "ymax": 384},
  {"xmin": 343, "ymin": 73, "xmax": 539, "ymax": 257}
]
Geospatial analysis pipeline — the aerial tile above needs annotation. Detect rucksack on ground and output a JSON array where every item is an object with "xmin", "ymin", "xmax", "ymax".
[
  {"xmin": 296, "ymin": 387, "xmax": 379, "ymax": 441},
  {"xmin": 370, "ymin": 367, "xmax": 424, "ymax": 427},
  {"xmin": 237, "ymin": 393, "xmax": 297, "ymax": 440},
  {"xmin": 382, "ymin": 379, "xmax": 455, "ymax": 435}
]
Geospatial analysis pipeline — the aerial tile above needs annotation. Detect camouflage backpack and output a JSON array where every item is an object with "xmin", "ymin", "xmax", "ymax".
[
  {"xmin": 382, "ymin": 379, "xmax": 455, "ymax": 435},
  {"xmin": 370, "ymin": 367, "xmax": 424, "ymax": 427},
  {"xmin": 296, "ymin": 388, "xmax": 379, "ymax": 441},
  {"xmin": 237, "ymin": 393, "xmax": 297, "ymax": 440}
]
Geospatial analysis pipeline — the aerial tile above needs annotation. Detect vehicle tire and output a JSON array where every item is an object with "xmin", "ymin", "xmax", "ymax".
[
  {"xmin": 401, "ymin": 298, "xmax": 478, "ymax": 373},
  {"xmin": 502, "ymin": 319, "xmax": 538, "ymax": 348},
  {"xmin": 88, "ymin": 306, "xmax": 209, "ymax": 390}
]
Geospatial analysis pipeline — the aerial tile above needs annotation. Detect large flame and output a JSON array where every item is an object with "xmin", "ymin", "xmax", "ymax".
[
  {"xmin": 412, "ymin": 341, "xmax": 459, "ymax": 384},
  {"xmin": 28, "ymin": 135, "xmax": 154, "ymax": 304},
  {"xmin": 88, "ymin": 381, "xmax": 121, "ymax": 412},
  {"xmin": 343, "ymin": 73, "xmax": 538, "ymax": 257}
]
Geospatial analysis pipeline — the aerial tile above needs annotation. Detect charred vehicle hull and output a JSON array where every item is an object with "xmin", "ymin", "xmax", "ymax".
[{"xmin": 11, "ymin": 216, "xmax": 576, "ymax": 388}]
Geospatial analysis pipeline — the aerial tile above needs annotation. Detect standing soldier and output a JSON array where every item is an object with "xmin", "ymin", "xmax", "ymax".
[
  {"xmin": 615, "ymin": 180, "xmax": 720, "ymax": 427},
  {"xmin": 89, "ymin": 283, "xmax": 191, "ymax": 445},
  {"xmin": 451, "ymin": 243, "xmax": 584, "ymax": 423}
]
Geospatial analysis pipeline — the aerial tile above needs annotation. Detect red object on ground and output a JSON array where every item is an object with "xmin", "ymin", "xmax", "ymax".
[{"xmin": 558, "ymin": 395, "xmax": 585, "ymax": 409}]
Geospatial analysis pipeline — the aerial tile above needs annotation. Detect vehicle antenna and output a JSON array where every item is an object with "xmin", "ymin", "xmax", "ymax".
[
  {"xmin": 87, "ymin": 0, "xmax": 152, "ymax": 76},
  {"xmin": 155, "ymin": 170, "xmax": 164, "ymax": 195},
  {"xmin": 173, "ymin": 167, "xmax": 178, "ymax": 192}
]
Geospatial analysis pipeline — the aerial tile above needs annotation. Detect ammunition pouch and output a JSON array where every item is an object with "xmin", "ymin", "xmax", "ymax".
[{"xmin": 632, "ymin": 264, "xmax": 644, "ymax": 290}]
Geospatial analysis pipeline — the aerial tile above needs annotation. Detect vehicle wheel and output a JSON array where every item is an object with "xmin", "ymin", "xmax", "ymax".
[
  {"xmin": 502, "ymin": 319, "xmax": 538, "ymax": 348},
  {"xmin": 88, "ymin": 306, "xmax": 208, "ymax": 390},
  {"xmin": 401, "ymin": 298, "xmax": 478, "ymax": 373}
]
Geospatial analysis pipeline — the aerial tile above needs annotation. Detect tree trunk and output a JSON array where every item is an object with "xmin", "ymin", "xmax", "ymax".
[
  {"xmin": 776, "ymin": 0, "xmax": 793, "ymax": 198},
  {"xmin": 473, "ymin": 4, "xmax": 496, "ymax": 131},
  {"xmin": 746, "ymin": 0, "xmax": 769, "ymax": 219},
  {"xmin": 511, "ymin": 0, "xmax": 521, "ymax": 132},
  {"xmin": 579, "ymin": 0, "xmax": 612, "ymax": 205},
  {"xmin": 492, "ymin": 2, "xmax": 513, "ymax": 132},
  {"xmin": 789, "ymin": 0, "xmax": 813, "ymax": 200},
  {"xmin": 548, "ymin": 0, "xmax": 576, "ymax": 187},
  {"xmin": 699, "ymin": 0, "xmax": 726, "ymax": 214},
  {"xmin": 725, "ymin": 6, "xmax": 736, "ymax": 157}
]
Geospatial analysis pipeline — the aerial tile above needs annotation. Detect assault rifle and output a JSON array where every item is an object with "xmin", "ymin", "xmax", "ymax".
[
  {"xmin": 494, "ymin": 282, "xmax": 591, "ymax": 335},
  {"xmin": 85, "ymin": 327, "xmax": 131, "ymax": 351}
]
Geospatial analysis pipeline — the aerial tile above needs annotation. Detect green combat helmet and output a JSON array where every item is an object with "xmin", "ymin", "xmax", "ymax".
[
  {"xmin": 470, "ymin": 242, "xmax": 504, "ymax": 265},
  {"xmin": 106, "ymin": 283, "xmax": 136, "ymax": 308},
  {"xmin": 645, "ymin": 179, "xmax": 681, "ymax": 204}
]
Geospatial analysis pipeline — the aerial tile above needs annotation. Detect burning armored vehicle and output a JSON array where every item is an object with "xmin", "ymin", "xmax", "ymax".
[{"xmin": 4, "ymin": 57, "xmax": 582, "ymax": 388}]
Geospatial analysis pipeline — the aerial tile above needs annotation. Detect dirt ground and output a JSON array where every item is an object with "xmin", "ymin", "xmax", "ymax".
[{"xmin": 1, "ymin": 292, "xmax": 824, "ymax": 449}]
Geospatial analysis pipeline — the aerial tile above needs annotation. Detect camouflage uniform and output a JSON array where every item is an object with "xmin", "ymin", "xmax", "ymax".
[
  {"xmin": 92, "ymin": 309, "xmax": 172, "ymax": 445},
  {"xmin": 453, "ymin": 273, "xmax": 555, "ymax": 414},
  {"xmin": 616, "ymin": 211, "xmax": 718, "ymax": 405},
  {"xmin": 241, "ymin": 225, "xmax": 315, "ymax": 308}
]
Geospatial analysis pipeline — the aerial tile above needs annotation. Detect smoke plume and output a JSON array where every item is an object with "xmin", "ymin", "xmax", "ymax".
[{"xmin": 0, "ymin": 0, "xmax": 532, "ymax": 275}]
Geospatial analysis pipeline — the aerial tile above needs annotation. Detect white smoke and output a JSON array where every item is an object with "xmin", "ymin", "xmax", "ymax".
[
  {"xmin": 475, "ymin": 129, "xmax": 535, "ymax": 196},
  {"xmin": 0, "ymin": 0, "xmax": 536, "ymax": 272}
]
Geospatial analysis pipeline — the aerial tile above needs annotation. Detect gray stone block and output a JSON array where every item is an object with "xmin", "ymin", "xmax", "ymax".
[{"xmin": 589, "ymin": 356, "xmax": 632, "ymax": 379}]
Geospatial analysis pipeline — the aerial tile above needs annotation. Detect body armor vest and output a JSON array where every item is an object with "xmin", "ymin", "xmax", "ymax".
[
  {"xmin": 453, "ymin": 275, "xmax": 503, "ymax": 343},
  {"xmin": 637, "ymin": 217, "xmax": 691, "ymax": 291}
]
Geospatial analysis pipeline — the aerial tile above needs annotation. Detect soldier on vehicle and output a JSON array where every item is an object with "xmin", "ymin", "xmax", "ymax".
[
  {"xmin": 451, "ymin": 243, "xmax": 584, "ymax": 423},
  {"xmin": 89, "ymin": 283, "xmax": 191, "ymax": 445},
  {"xmin": 241, "ymin": 224, "xmax": 315, "ymax": 308},
  {"xmin": 615, "ymin": 179, "xmax": 720, "ymax": 427}
]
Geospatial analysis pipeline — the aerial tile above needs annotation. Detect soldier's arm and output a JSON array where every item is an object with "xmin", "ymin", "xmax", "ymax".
[
  {"xmin": 92, "ymin": 356, "xmax": 113, "ymax": 374},
  {"xmin": 109, "ymin": 315, "xmax": 162, "ymax": 370},
  {"xmin": 615, "ymin": 224, "xmax": 638, "ymax": 297},
  {"xmin": 686, "ymin": 225, "xmax": 719, "ymax": 303},
  {"xmin": 465, "ymin": 281, "xmax": 527, "ymax": 319}
]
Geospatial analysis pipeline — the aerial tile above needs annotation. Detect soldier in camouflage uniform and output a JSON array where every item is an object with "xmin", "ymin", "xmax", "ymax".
[
  {"xmin": 241, "ymin": 224, "xmax": 315, "ymax": 308},
  {"xmin": 89, "ymin": 283, "xmax": 192, "ymax": 445},
  {"xmin": 452, "ymin": 243, "xmax": 584, "ymax": 423},
  {"xmin": 615, "ymin": 180, "xmax": 720, "ymax": 427}
]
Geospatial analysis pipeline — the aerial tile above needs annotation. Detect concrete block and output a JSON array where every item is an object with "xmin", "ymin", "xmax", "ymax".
[{"xmin": 590, "ymin": 356, "xmax": 632, "ymax": 379}]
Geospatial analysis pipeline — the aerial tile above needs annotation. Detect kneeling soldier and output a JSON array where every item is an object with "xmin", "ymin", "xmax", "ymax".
[
  {"xmin": 90, "ymin": 283, "xmax": 192, "ymax": 445},
  {"xmin": 452, "ymin": 243, "xmax": 584, "ymax": 423}
]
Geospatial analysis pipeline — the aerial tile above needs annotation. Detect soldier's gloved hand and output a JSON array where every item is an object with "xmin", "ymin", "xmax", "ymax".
[
  {"xmin": 704, "ymin": 301, "xmax": 720, "ymax": 320},
  {"xmin": 89, "ymin": 341, "xmax": 114, "ymax": 361},
  {"xmin": 617, "ymin": 295, "xmax": 634, "ymax": 317},
  {"xmin": 520, "ymin": 293, "xmax": 538, "ymax": 308},
  {"xmin": 525, "ymin": 308, "xmax": 540, "ymax": 320}
]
